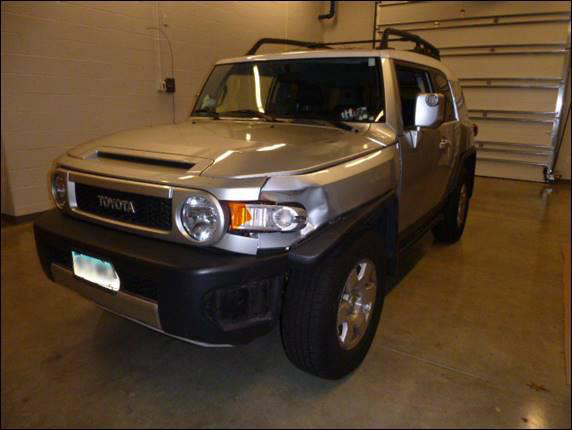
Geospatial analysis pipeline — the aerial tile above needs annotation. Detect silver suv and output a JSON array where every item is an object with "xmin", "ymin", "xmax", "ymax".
[{"xmin": 34, "ymin": 29, "xmax": 476, "ymax": 379}]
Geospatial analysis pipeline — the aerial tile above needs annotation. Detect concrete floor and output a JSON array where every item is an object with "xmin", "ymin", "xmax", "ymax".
[{"xmin": 1, "ymin": 177, "xmax": 571, "ymax": 428}]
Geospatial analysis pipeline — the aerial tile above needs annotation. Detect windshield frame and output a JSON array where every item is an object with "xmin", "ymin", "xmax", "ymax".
[{"xmin": 190, "ymin": 57, "xmax": 385, "ymax": 124}]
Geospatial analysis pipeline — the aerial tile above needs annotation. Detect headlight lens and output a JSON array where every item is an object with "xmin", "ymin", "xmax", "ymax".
[
  {"xmin": 228, "ymin": 203, "xmax": 306, "ymax": 232},
  {"xmin": 180, "ymin": 193, "xmax": 224, "ymax": 244},
  {"xmin": 51, "ymin": 172, "xmax": 67, "ymax": 208}
]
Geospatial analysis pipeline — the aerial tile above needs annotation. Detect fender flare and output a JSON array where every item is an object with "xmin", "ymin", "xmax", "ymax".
[
  {"xmin": 288, "ymin": 190, "xmax": 398, "ymax": 271},
  {"xmin": 447, "ymin": 146, "xmax": 477, "ymax": 198}
]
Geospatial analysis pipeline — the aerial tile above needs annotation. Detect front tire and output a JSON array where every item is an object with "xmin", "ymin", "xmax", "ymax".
[
  {"xmin": 281, "ymin": 233, "xmax": 385, "ymax": 379},
  {"xmin": 433, "ymin": 168, "xmax": 471, "ymax": 243}
]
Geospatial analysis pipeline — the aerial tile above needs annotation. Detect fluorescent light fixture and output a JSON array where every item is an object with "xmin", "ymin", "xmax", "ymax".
[
  {"xmin": 214, "ymin": 150, "xmax": 234, "ymax": 164},
  {"xmin": 345, "ymin": 151, "xmax": 381, "ymax": 168},
  {"xmin": 256, "ymin": 143, "xmax": 286, "ymax": 152},
  {"xmin": 366, "ymin": 137, "xmax": 388, "ymax": 147}
]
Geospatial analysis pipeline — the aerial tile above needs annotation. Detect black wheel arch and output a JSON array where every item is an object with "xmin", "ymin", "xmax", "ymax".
[
  {"xmin": 463, "ymin": 148, "xmax": 477, "ymax": 198},
  {"xmin": 288, "ymin": 191, "xmax": 398, "ymax": 275},
  {"xmin": 446, "ymin": 146, "xmax": 477, "ymax": 200}
]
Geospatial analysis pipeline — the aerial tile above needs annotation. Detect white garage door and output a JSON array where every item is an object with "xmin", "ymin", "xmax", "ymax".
[{"xmin": 376, "ymin": 1, "xmax": 571, "ymax": 182}]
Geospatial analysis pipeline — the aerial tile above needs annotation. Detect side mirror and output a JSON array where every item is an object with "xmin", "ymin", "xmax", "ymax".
[{"xmin": 414, "ymin": 93, "xmax": 444, "ymax": 128}]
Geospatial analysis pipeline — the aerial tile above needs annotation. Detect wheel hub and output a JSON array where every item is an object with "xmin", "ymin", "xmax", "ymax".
[
  {"xmin": 457, "ymin": 184, "xmax": 468, "ymax": 227},
  {"xmin": 336, "ymin": 259, "xmax": 377, "ymax": 350}
]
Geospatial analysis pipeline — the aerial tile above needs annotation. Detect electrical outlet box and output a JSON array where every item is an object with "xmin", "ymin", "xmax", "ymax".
[
  {"xmin": 165, "ymin": 78, "xmax": 175, "ymax": 93},
  {"xmin": 157, "ymin": 79, "xmax": 175, "ymax": 93}
]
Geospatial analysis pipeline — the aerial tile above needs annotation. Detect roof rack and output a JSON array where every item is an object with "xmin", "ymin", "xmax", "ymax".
[
  {"xmin": 245, "ymin": 28, "xmax": 440, "ymax": 60},
  {"xmin": 378, "ymin": 28, "xmax": 440, "ymax": 60},
  {"xmin": 245, "ymin": 38, "xmax": 329, "ymax": 55}
]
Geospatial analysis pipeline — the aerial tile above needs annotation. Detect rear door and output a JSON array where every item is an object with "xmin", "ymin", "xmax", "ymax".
[{"xmin": 429, "ymin": 69, "xmax": 459, "ymax": 203}]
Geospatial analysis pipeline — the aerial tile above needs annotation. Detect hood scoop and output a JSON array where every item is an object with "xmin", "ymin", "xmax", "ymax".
[
  {"xmin": 97, "ymin": 151, "xmax": 195, "ymax": 170},
  {"xmin": 80, "ymin": 147, "xmax": 213, "ymax": 174}
]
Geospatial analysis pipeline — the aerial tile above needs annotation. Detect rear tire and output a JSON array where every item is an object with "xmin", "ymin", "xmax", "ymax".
[
  {"xmin": 281, "ymin": 233, "xmax": 385, "ymax": 379},
  {"xmin": 433, "ymin": 169, "xmax": 470, "ymax": 244}
]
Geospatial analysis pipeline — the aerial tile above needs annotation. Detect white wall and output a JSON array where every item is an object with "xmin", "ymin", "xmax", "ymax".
[
  {"xmin": 0, "ymin": 1, "xmax": 324, "ymax": 216},
  {"xmin": 322, "ymin": 1, "xmax": 375, "ymax": 43}
]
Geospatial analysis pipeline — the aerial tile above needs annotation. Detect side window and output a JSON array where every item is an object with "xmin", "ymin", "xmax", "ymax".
[
  {"xmin": 395, "ymin": 64, "xmax": 433, "ymax": 128},
  {"xmin": 451, "ymin": 80, "xmax": 468, "ymax": 119},
  {"xmin": 431, "ymin": 71, "xmax": 456, "ymax": 122}
]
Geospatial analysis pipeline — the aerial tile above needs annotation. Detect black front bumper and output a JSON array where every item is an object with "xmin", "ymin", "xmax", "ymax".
[{"xmin": 34, "ymin": 210, "xmax": 288, "ymax": 345}]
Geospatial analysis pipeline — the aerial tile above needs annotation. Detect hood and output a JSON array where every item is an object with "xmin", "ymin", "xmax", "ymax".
[{"xmin": 68, "ymin": 119, "xmax": 395, "ymax": 179}]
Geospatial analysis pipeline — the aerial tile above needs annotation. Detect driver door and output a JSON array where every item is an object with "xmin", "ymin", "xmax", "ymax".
[{"xmin": 394, "ymin": 62, "xmax": 443, "ymax": 233}]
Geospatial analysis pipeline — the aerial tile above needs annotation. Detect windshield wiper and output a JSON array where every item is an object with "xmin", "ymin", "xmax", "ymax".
[
  {"xmin": 290, "ymin": 118, "xmax": 354, "ymax": 132},
  {"xmin": 193, "ymin": 108, "xmax": 220, "ymax": 119},
  {"xmin": 219, "ymin": 109, "xmax": 278, "ymax": 122},
  {"xmin": 324, "ymin": 120, "xmax": 354, "ymax": 132}
]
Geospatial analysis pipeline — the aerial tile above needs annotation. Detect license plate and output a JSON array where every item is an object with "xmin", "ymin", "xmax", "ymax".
[{"xmin": 72, "ymin": 251, "xmax": 120, "ymax": 292}]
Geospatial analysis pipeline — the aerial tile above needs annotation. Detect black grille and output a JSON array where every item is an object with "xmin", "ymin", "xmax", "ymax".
[{"xmin": 75, "ymin": 183, "xmax": 172, "ymax": 231}]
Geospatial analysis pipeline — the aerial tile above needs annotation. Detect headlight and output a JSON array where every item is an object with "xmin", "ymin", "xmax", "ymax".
[
  {"xmin": 228, "ymin": 203, "xmax": 306, "ymax": 232},
  {"xmin": 179, "ymin": 192, "xmax": 225, "ymax": 245},
  {"xmin": 51, "ymin": 172, "xmax": 67, "ymax": 209}
]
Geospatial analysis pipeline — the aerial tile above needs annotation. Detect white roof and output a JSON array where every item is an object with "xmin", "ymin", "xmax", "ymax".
[{"xmin": 216, "ymin": 49, "xmax": 457, "ymax": 81}]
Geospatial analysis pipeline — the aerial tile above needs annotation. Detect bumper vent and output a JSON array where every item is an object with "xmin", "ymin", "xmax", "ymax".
[
  {"xmin": 203, "ymin": 277, "xmax": 283, "ymax": 331},
  {"xmin": 74, "ymin": 183, "xmax": 172, "ymax": 231}
]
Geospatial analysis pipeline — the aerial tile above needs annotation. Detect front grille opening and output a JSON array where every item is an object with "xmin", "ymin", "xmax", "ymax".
[
  {"xmin": 97, "ymin": 152, "xmax": 195, "ymax": 170},
  {"xmin": 51, "ymin": 246, "xmax": 73, "ymax": 268},
  {"xmin": 120, "ymin": 271, "xmax": 158, "ymax": 301},
  {"xmin": 74, "ymin": 183, "xmax": 172, "ymax": 231}
]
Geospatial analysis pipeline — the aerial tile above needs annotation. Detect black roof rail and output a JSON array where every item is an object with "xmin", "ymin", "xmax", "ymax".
[
  {"xmin": 245, "ymin": 38, "xmax": 330, "ymax": 55},
  {"xmin": 379, "ymin": 27, "xmax": 440, "ymax": 60},
  {"xmin": 245, "ymin": 29, "xmax": 440, "ymax": 60}
]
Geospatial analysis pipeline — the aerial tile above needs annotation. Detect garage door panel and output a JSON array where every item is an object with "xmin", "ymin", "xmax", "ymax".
[
  {"xmin": 476, "ymin": 160, "xmax": 546, "ymax": 182},
  {"xmin": 377, "ymin": 1, "xmax": 570, "ymax": 182},
  {"xmin": 463, "ymin": 87, "xmax": 559, "ymax": 112},
  {"xmin": 442, "ymin": 54, "xmax": 565, "ymax": 79},
  {"xmin": 474, "ymin": 120, "xmax": 553, "ymax": 146},
  {"xmin": 378, "ymin": 1, "xmax": 570, "ymax": 26},
  {"xmin": 408, "ymin": 22, "xmax": 570, "ymax": 47},
  {"xmin": 477, "ymin": 150, "xmax": 550, "ymax": 164}
]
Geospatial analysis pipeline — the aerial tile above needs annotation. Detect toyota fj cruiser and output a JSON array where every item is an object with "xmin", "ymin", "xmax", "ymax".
[{"xmin": 34, "ymin": 29, "xmax": 477, "ymax": 379}]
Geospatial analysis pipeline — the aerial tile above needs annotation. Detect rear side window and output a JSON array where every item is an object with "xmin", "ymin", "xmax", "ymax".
[
  {"xmin": 431, "ymin": 71, "xmax": 456, "ymax": 122},
  {"xmin": 395, "ymin": 64, "xmax": 433, "ymax": 128}
]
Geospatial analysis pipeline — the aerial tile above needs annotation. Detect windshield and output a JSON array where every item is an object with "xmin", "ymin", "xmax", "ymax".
[{"xmin": 192, "ymin": 57, "xmax": 385, "ymax": 123}]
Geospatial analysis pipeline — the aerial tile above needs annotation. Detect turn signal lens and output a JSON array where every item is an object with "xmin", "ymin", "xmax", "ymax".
[
  {"xmin": 229, "ymin": 203, "xmax": 253, "ymax": 230},
  {"xmin": 228, "ymin": 203, "xmax": 305, "ymax": 232}
]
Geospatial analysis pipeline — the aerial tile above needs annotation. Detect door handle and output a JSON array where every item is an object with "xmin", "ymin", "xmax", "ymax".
[{"xmin": 439, "ymin": 139, "xmax": 450, "ymax": 150}]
